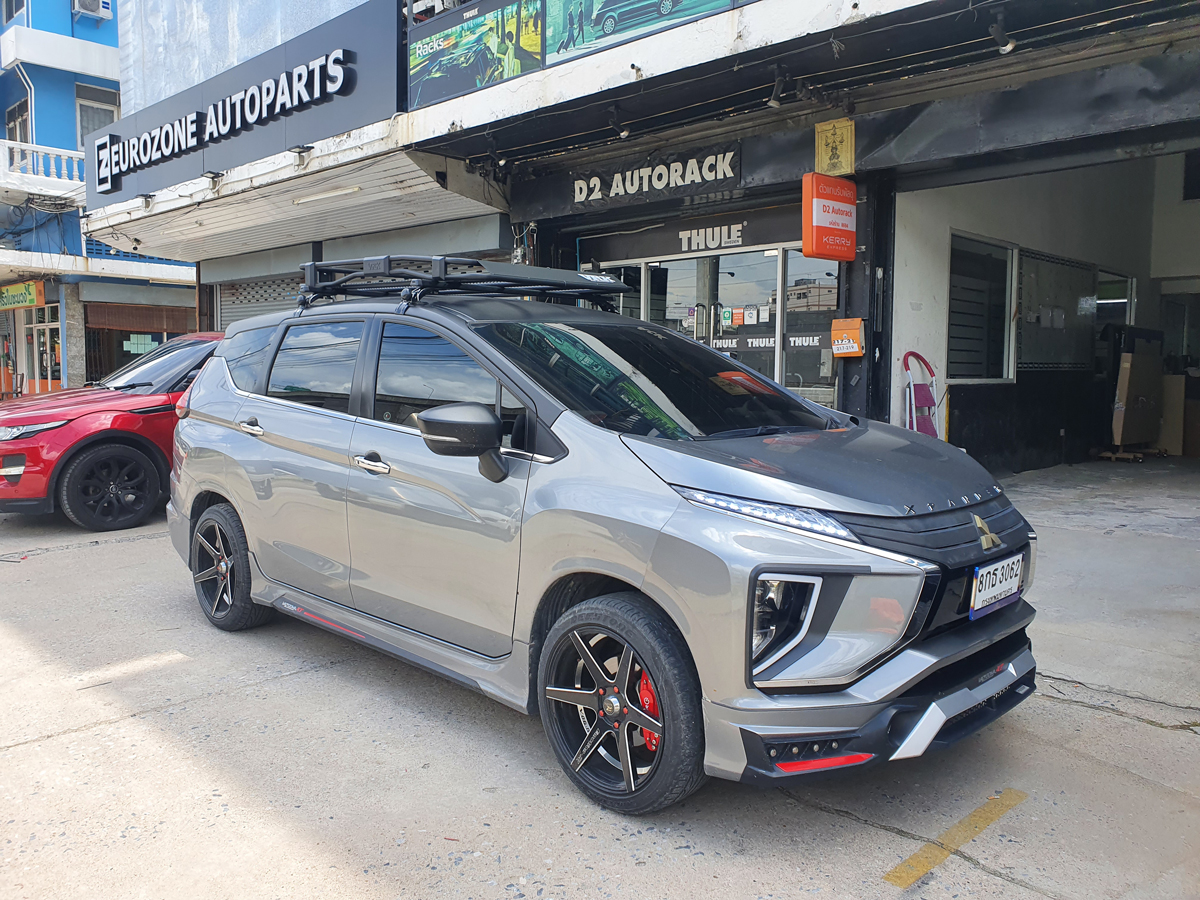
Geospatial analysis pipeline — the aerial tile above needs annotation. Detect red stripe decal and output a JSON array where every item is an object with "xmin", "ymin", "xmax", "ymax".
[
  {"xmin": 296, "ymin": 607, "xmax": 366, "ymax": 640},
  {"xmin": 775, "ymin": 752, "xmax": 875, "ymax": 773}
]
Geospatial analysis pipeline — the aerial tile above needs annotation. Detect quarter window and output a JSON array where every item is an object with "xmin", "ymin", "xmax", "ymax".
[
  {"xmin": 218, "ymin": 325, "xmax": 276, "ymax": 392},
  {"xmin": 267, "ymin": 321, "xmax": 364, "ymax": 412}
]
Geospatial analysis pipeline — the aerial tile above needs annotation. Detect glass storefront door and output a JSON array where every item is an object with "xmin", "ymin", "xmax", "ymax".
[
  {"xmin": 21, "ymin": 306, "xmax": 61, "ymax": 394},
  {"xmin": 605, "ymin": 244, "xmax": 842, "ymax": 408}
]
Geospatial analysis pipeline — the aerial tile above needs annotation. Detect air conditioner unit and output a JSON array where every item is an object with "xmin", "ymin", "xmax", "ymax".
[{"xmin": 72, "ymin": 0, "xmax": 113, "ymax": 21}]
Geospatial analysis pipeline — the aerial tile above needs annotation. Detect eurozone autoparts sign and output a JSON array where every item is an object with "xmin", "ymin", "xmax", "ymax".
[
  {"xmin": 570, "ymin": 143, "xmax": 741, "ymax": 211},
  {"xmin": 94, "ymin": 49, "xmax": 352, "ymax": 195}
]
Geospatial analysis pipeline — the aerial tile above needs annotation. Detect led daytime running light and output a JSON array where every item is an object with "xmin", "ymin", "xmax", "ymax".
[{"xmin": 676, "ymin": 488, "xmax": 857, "ymax": 541}]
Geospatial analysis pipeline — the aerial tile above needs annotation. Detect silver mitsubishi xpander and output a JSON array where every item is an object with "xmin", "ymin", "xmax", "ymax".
[{"xmin": 169, "ymin": 256, "xmax": 1037, "ymax": 814}]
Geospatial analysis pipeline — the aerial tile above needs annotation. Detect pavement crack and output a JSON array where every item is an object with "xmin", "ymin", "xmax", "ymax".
[
  {"xmin": 1033, "ymin": 692, "xmax": 1200, "ymax": 731},
  {"xmin": 0, "ymin": 656, "xmax": 353, "ymax": 752},
  {"xmin": 779, "ymin": 790, "xmax": 1072, "ymax": 899},
  {"xmin": 1039, "ymin": 672, "xmax": 1200, "ymax": 715},
  {"xmin": 0, "ymin": 530, "xmax": 170, "ymax": 563}
]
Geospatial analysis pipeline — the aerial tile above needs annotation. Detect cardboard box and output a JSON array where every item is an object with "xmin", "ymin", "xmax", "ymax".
[
  {"xmin": 1112, "ymin": 351, "xmax": 1163, "ymax": 447},
  {"xmin": 1158, "ymin": 375, "xmax": 1186, "ymax": 456}
]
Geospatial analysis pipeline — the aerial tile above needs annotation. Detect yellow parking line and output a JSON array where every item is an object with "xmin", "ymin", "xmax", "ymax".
[{"xmin": 883, "ymin": 788, "xmax": 1028, "ymax": 889}]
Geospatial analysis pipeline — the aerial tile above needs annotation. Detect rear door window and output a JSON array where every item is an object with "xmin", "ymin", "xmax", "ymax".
[{"xmin": 267, "ymin": 321, "xmax": 364, "ymax": 413}]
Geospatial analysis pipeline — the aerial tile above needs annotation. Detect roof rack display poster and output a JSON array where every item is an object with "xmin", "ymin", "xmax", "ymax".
[
  {"xmin": 802, "ymin": 172, "xmax": 857, "ymax": 262},
  {"xmin": 409, "ymin": 0, "xmax": 543, "ymax": 108},
  {"xmin": 546, "ymin": 0, "xmax": 730, "ymax": 67}
]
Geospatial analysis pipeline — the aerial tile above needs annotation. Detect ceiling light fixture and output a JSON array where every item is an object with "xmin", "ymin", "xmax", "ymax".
[
  {"xmin": 989, "ymin": 11, "xmax": 1016, "ymax": 54},
  {"xmin": 292, "ymin": 186, "xmax": 361, "ymax": 206},
  {"xmin": 487, "ymin": 136, "xmax": 508, "ymax": 168},
  {"xmin": 609, "ymin": 106, "xmax": 631, "ymax": 140}
]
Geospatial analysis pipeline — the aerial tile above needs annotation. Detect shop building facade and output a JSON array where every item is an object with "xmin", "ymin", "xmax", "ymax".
[
  {"xmin": 0, "ymin": 0, "xmax": 195, "ymax": 397},
  {"xmin": 83, "ymin": 0, "xmax": 1200, "ymax": 472}
]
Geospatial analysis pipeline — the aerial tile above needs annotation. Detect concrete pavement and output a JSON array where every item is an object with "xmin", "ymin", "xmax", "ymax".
[{"xmin": 1, "ymin": 460, "xmax": 1198, "ymax": 899}]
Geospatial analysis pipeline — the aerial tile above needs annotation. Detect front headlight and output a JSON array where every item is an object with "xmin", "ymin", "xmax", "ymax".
[
  {"xmin": 0, "ymin": 421, "xmax": 68, "ymax": 441},
  {"xmin": 675, "ymin": 487, "xmax": 858, "ymax": 541},
  {"xmin": 752, "ymin": 575, "xmax": 820, "ymax": 674},
  {"xmin": 762, "ymin": 573, "xmax": 925, "ymax": 684}
]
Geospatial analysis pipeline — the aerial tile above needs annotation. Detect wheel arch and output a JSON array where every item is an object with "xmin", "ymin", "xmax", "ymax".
[
  {"xmin": 525, "ymin": 572, "xmax": 698, "ymax": 716},
  {"xmin": 48, "ymin": 429, "xmax": 171, "ymax": 511}
]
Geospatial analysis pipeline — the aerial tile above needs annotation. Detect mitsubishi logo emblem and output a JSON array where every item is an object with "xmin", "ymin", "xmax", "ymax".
[{"xmin": 974, "ymin": 514, "xmax": 1003, "ymax": 551}]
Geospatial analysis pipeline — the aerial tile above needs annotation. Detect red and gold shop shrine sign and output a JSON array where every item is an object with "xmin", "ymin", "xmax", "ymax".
[
  {"xmin": 802, "ymin": 172, "xmax": 857, "ymax": 263},
  {"xmin": 0, "ymin": 281, "xmax": 44, "ymax": 311}
]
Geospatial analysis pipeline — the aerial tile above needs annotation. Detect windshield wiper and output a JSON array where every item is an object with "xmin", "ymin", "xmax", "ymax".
[
  {"xmin": 695, "ymin": 425, "xmax": 812, "ymax": 441},
  {"xmin": 107, "ymin": 381, "xmax": 156, "ymax": 391}
]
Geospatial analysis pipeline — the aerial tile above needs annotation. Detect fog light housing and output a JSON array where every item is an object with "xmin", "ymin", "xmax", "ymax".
[{"xmin": 751, "ymin": 575, "xmax": 820, "ymax": 674}]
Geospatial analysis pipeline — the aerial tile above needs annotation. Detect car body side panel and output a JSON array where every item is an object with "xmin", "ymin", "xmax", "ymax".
[
  {"xmin": 346, "ymin": 419, "xmax": 530, "ymax": 658},
  {"xmin": 512, "ymin": 412, "xmax": 683, "ymax": 645}
]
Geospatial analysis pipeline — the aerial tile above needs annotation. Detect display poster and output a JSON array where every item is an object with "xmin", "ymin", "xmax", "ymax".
[
  {"xmin": 545, "ymin": 0, "xmax": 730, "ymax": 66},
  {"xmin": 409, "ymin": 0, "xmax": 544, "ymax": 108}
]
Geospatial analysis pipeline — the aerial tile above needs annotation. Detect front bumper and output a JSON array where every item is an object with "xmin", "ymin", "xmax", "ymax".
[
  {"xmin": 0, "ymin": 441, "xmax": 54, "ymax": 513},
  {"xmin": 738, "ymin": 636, "xmax": 1035, "ymax": 785}
]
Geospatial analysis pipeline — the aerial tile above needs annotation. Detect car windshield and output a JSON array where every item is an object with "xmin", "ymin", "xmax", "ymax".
[
  {"xmin": 475, "ymin": 321, "xmax": 833, "ymax": 440},
  {"xmin": 100, "ymin": 338, "xmax": 217, "ymax": 394}
]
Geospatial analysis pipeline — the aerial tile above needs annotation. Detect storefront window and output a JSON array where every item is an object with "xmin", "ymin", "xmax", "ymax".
[
  {"xmin": 21, "ymin": 305, "xmax": 61, "ymax": 394},
  {"xmin": 781, "ymin": 251, "xmax": 839, "ymax": 406},
  {"xmin": 947, "ymin": 235, "xmax": 1013, "ymax": 380}
]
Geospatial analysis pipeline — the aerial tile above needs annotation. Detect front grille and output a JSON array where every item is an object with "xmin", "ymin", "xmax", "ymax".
[{"xmin": 837, "ymin": 495, "xmax": 1031, "ymax": 569}]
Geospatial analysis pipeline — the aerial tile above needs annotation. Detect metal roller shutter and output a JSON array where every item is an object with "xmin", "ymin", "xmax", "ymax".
[{"xmin": 217, "ymin": 277, "xmax": 304, "ymax": 329}]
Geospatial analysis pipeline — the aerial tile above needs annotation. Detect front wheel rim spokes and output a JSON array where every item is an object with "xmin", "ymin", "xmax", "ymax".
[
  {"xmin": 194, "ymin": 522, "xmax": 234, "ymax": 618},
  {"xmin": 546, "ymin": 628, "xmax": 664, "ymax": 793}
]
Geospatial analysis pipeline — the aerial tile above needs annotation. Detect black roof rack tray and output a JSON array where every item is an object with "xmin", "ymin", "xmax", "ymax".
[{"xmin": 299, "ymin": 255, "xmax": 632, "ymax": 305}]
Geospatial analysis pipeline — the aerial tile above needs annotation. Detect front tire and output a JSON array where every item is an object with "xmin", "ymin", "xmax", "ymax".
[
  {"xmin": 601, "ymin": 14, "xmax": 617, "ymax": 35},
  {"xmin": 191, "ymin": 503, "xmax": 273, "ymax": 632},
  {"xmin": 538, "ymin": 593, "xmax": 707, "ymax": 814},
  {"xmin": 658, "ymin": 0, "xmax": 675, "ymax": 15},
  {"xmin": 58, "ymin": 443, "xmax": 161, "ymax": 531}
]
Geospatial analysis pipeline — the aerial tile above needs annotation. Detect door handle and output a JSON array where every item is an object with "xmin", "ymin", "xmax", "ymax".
[
  {"xmin": 239, "ymin": 418, "xmax": 264, "ymax": 437},
  {"xmin": 354, "ymin": 454, "xmax": 391, "ymax": 475}
]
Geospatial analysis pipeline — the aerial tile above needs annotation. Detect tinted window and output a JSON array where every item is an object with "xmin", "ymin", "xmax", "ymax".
[
  {"xmin": 101, "ymin": 338, "xmax": 217, "ymax": 394},
  {"xmin": 217, "ymin": 326, "xmax": 276, "ymax": 392},
  {"xmin": 476, "ymin": 321, "xmax": 832, "ymax": 441},
  {"xmin": 267, "ymin": 321, "xmax": 363, "ymax": 413},
  {"xmin": 373, "ymin": 323, "xmax": 500, "ymax": 429}
]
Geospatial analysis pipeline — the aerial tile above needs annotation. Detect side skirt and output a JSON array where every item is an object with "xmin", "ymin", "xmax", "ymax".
[{"xmin": 247, "ymin": 553, "xmax": 533, "ymax": 715}]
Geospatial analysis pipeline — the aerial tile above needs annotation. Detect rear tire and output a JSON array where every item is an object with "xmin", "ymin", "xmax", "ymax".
[
  {"xmin": 191, "ymin": 503, "xmax": 273, "ymax": 632},
  {"xmin": 601, "ymin": 14, "xmax": 617, "ymax": 35},
  {"xmin": 658, "ymin": 0, "xmax": 675, "ymax": 15},
  {"xmin": 538, "ymin": 592, "xmax": 707, "ymax": 814},
  {"xmin": 58, "ymin": 443, "xmax": 161, "ymax": 531}
]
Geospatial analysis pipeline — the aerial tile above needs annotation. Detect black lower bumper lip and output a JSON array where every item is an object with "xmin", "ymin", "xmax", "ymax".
[
  {"xmin": 739, "ymin": 639, "xmax": 1036, "ymax": 786},
  {"xmin": 0, "ymin": 495, "xmax": 53, "ymax": 515}
]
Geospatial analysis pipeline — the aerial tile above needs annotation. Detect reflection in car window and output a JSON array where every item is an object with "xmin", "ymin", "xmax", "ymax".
[
  {"xmin": 373, "ymin": 323, "xmax": 502, "ymax": 430},
  {"xmin": 217, "ymin": 326, "xmax": 276, "ymax": 393},
  {"xmin": 267, "ymin": 321, "xmax": 363, "ymax": 413},
  {"xmin": 476, "ymin": 322, "xmax": 831, "ymax": 440},
  {"xmin": 101, "ymin": 338, "xmax": 217, "ymax": 394}
]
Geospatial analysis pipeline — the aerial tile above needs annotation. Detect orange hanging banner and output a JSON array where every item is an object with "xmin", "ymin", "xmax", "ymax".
[{"xmin": 802, "ymin": 172, "xmax": 857, "ymax": 262}]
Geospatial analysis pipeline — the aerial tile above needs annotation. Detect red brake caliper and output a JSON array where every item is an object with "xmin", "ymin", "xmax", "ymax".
[{"xmin": 637, "ymin": 671, "xmax": 661, "ymax": 751}]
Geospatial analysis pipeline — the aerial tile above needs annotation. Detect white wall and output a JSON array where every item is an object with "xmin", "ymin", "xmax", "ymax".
[
  {"xmin": 890, "ymin": 159, "xmax": 1156, "ymax": 426},
  {"xmin": 1151, "ymin": 154, "xmax": 1200, "ymax": 281}
]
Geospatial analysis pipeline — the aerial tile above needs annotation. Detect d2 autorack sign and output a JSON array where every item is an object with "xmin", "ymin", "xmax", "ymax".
[{"xmin": 802, "ymin": 172, "xmax": 857, "ymax": 262}]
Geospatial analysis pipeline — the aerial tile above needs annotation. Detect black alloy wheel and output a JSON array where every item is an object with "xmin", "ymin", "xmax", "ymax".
[
  {"xmin": 539, "ymin": 593, "xmax": 706, "ymax": 814},
  {"xmin": 190, "ymin": 503, "xmax": 273, "ymax": 632},
  {"xmin": 58, "ymin": 443, "xmax": 160, "ymax": 531}
]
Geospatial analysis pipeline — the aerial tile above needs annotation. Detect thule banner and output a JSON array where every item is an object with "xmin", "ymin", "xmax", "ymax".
[{"xmin": 85, "ymin": 0, "xmax": 402, "ymax": 207}]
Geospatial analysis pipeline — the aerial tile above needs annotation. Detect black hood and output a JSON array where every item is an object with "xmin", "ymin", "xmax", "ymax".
[{"xmin": 622, "ymin": 419, "xmax": 1002, "ymax": 518}]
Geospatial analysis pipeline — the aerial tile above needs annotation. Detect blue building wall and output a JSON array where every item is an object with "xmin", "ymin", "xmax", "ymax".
[{"xmin": 5, "ymin": 0, "xmax": 120, "ymax": 44}]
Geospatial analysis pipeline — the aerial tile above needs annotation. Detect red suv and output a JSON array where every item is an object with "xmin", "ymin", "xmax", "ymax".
[{"xmin": 0, "ymin": 333, "xmax": 222, "ymax": 531}]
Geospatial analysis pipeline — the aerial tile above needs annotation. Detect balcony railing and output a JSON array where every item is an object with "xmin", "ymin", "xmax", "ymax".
[{"xmin": 0, "ymin": 140, "xmax": 86, "ymax": 201}]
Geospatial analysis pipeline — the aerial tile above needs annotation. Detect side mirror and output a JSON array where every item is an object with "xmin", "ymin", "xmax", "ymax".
[{"xmin": 416, "ymin": 402, "xmax": 508, "ymax": 483}]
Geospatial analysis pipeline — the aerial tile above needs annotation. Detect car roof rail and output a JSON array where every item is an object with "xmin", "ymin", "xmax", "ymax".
[{"xmin": 298, "ymin": 255, "xmax": 631, "ymax": 312}]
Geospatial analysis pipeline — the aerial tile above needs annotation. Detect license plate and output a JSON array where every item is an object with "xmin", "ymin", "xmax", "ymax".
[{"xmin": 970, "ymin": 553, "xmax": 1023, "ymax": 620}]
